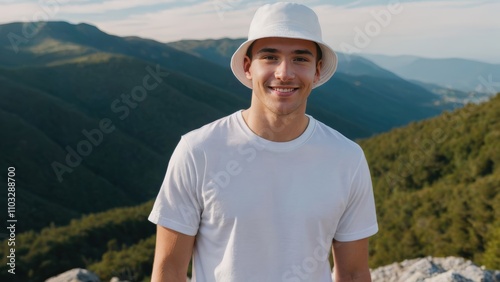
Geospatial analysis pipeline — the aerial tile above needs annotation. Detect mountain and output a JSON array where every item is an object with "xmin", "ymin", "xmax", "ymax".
[
  {"xmin": 0, "ymin": 21, "xmax": 248, "ymax": 96},
  {"xmin": 362, "ymin": 53, "xmax": 500, "ymax": 94},
  {"xmin": 335, "ymin": 52, "xmax": 402, "ymax": 80},
  {"xmin": 167, "ymin": 37, "xmax": 245, "ymax": 68},
  {"xmin": 308, "ymin": 72, "xmax": 444, "ymax": 134}
]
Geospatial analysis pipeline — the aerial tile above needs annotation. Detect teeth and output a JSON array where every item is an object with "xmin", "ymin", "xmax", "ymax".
[{"xmin": 273, "ymin": 88, "xmax": 295, "ymax": 92}]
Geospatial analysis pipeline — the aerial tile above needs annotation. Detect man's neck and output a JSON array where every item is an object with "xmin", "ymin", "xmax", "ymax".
[{"xmin": 241, "ymin": 108, "xmax": 309, "ymax": 142}]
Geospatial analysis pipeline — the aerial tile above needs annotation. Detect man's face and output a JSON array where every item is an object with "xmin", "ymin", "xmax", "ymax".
[{"xmin": 244, "ymin": 37, "xmax": 322, "ymax": 117}]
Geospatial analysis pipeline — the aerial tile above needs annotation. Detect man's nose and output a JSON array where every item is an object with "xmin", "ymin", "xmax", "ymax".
[{"xmin": 275, "ymin": 60, "xmax": 295, "ymax": 81}]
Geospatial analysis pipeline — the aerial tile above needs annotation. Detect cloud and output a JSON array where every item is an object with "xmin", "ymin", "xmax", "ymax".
[
  {"xmin": 312, "ymin": 0, "xmax": 500, "ymax": 61},
  {"xmin": 59, "ymin": 0, "xmax": 176, "ymax": 14},
  {"xmin": 0, "ymin": 2, "xmax": 57, "ymax": 23},
  {"xmin": 0, "ymin": 0, "xmax": 498, "ymax": 62},
  {"xmin": 93, "ymin": 1, "xmax": 259, "ymax": 42},
  {"xmin": 0, "ymin": 0, "xmax": 180, "ymax": 24}
]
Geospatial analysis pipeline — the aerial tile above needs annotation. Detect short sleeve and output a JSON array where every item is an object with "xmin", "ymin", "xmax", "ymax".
[
  {"xmin": 148, "ymin": 137, "xmax": 202, "ymax": 236},
  {"xmin": 334, "ymin": 151, "xmax": 378, "ymax": 241}
]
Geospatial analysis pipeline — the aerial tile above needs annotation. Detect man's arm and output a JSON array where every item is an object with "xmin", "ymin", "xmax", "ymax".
[
  {"xmin": 151, "ymin": 225, "xmax": 195, "ymax": 282},
  {"xmin": 332, "ymin": 238, "xmax": 372, "ymax": 282}
]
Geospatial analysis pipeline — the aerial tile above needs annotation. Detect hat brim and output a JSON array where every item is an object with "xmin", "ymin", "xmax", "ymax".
[{"xmin": 230, "ymin": 36, "xmax": 338, "ymax": 89}]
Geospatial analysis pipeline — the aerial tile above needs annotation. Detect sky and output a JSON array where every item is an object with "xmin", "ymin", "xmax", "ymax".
[{"xmin": 1, "ymin": 0, "xmax": 499, "ymax": 63}]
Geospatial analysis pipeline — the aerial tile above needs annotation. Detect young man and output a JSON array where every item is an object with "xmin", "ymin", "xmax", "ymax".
[{"xmin": 149, "ymin": 2, "xmax": 378, "ymax": 281}]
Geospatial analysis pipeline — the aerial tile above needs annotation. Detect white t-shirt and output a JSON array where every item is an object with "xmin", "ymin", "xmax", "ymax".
[{"xmin": 149, "ymin": 111, "xmax": 378, "ymax": 282}]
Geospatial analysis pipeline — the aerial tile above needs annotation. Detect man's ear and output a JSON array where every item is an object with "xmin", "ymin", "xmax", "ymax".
[
  {"xmin": 314, "ymin": 59, "xmax": 322, "ymax": 84},
  {"xmin": 244, "ymin": 56, "xmax": 252, "ymax": 80}
]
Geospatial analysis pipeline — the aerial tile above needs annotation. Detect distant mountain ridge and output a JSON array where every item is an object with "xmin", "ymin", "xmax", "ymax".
[{"xmin": 362, "ymin": 53, "xmax": 500, "ymax": 94}]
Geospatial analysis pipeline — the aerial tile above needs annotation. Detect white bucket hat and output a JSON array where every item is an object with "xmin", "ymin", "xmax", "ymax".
[{"xmin": 230, "ymin": 2, "xmax": 338, "ymax": 89}]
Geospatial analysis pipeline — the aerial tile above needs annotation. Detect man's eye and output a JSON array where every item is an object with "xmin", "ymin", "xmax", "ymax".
[
  {"xmin": 294, "ymin": 57, "xmax": 309, "ymax": 62},
  {"xmin": 262, "ymin": 56, "xmax": 277, "ymax": 60}
]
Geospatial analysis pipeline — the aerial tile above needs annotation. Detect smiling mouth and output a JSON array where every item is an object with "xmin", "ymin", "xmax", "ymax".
[{"xmin": 269, "ymin": 87, "xmax": 298, "ymax": 93}]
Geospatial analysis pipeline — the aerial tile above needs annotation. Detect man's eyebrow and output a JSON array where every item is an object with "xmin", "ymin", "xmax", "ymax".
[
  {"xmin": 256, "ymin": 48, "xmax": 314, "ymax": 56},
  {"xmin": 293, "ymin": 49, "xmax": 314, "ymax": 56},
  {"xmin": 256, "ymin": 48, "xmax": 279, "ymax": 54}
]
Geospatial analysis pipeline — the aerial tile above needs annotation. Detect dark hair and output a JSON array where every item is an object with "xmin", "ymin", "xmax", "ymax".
[{"xmin": 245, "ymin": 40, "xmax": 323, "ymax": 62}]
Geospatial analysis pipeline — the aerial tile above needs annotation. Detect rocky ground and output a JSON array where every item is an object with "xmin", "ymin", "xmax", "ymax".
[
  {"xmin": 368, "ymin": 256, "xmax": 500, "ymax": 282},
  {"xmin": 46, "ymin": 256, "xmax": 500, "ymax": 282}
]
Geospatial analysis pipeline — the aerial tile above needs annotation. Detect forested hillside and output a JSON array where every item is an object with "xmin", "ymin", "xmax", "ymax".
[
  {"xmin": 2, "ymin": 95, "xmax": 498, "ymax": 281},
  {"xmin": 360, "ymin": 94, "xmax": 500, "ymax": 268},
  {"xmin": 0, "ymin": 201, "xmax": 156, "ymax": 281}
]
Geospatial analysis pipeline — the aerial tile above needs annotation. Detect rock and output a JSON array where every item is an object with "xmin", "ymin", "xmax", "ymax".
[
  {"xmin": 45, "ymin": 268, "xmax": 100, "ymax": 282},
  {"xmin": 108, "ymin": 276, "xmax": 189, "ymax": 282},
  {"xmin": 109, "ymin": 277, "xmax": 129, "ymax": 282},
  {"xmin": 398, "ymin": 257, "xmax": 444, "ymax": 281},
  {"xmin": 368, "ymin": 256, "xmax": 500, "ymax": 282},
  {"xmin": 425, "ymin": 271, "xmax": 473, "ymax": 282}
]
